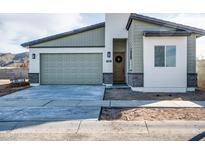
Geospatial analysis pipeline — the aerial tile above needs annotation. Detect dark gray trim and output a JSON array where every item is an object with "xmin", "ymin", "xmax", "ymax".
[
  {"xmin": 128, "ymin": 73, "xmax": 143, "ymax": 87},
  {"xmin": 28, "ymin": 73, "xmax": 39, "ymax": 83},
  {"xmin": 30, "ymin": 46, "xmax": 105, "ymax": 48},
  {"xmin": 103, "ymin": 73, "xmax": 113, "ymax": 84},
  {"xmin": 143, "ymin": 31, "xmax": 191, "ymax": 37},
  {"xmin": 187, "ymin": 73, "xmax": 197, "ymax": 87},
  {"xmin": 21, "ymin": 22, "xmax": 105, "ymax": 47},
  {"xmin": 126, "ymin": 14, "xmax": 205, "ymax": 36}
]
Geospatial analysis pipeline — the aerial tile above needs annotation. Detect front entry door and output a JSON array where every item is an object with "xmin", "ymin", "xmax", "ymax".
[{"xmin": 113, "ymin": 52, "xmax": 125, "ymax": 83}]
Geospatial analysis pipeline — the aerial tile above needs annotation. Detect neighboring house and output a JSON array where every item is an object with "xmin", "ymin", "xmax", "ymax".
[{"xmin": 21, "ymin": 13, "xmax": 205, "ymax": 92}]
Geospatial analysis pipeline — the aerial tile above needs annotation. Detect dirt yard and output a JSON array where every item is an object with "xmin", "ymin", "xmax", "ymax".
[
  {"xmin": 100, "ymin": 107, "xmax": 205, "ymax": 121},
  {"xmin": 0, "ymin": 82, "xmax": 30, "ymax": 97},
  {"xmin": 104, "ymin": 88, "xmax": 205, "ymax": 101},
  {"xmin": 0, "ymin": 79, "xmax": 10, "ymax": 85}
]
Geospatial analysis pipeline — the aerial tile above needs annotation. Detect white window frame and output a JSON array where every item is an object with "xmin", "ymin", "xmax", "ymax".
[{"xmin": 154, "ymin": 45, "xmax": 176, "ymax": 67}]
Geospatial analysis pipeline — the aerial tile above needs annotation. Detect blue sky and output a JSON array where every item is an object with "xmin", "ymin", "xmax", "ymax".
[
  {"xmin": 0, "ymin": 13, "xmax": 204, "ymax": 58},
  {"xmin": 80, "ymin": 13, "xmax": 104, "ymax": 24}
]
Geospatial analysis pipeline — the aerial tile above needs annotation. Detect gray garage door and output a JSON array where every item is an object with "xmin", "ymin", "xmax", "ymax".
[{"xmin": 40, "ymin": 53, "xmax": 102, "ymax": 84}]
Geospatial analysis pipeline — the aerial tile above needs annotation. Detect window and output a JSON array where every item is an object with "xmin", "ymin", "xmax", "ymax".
[
  {"xmin": 154, "ymin": 45, "xmax": 176, "ymax": 67},
  {"xmin": 129, "ymin": 48, "xmax": 132, "ymax": 70},
  {"xmin": 166, "ymin": 46, "xmax": 176, "ymax": 67},
  {"xmin": 129, "ymin": 48, "xmax": 132, "ymax": 60},
  {"xmin": 155, "ymin": 46, "xmax": 165, "ymax": 67}
]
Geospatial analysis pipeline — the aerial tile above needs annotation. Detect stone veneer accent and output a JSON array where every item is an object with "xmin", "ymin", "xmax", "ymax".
[
  {"xmin": 128, "ymin": 73, "xmax": 143, "ymax": 87},
  {"xmin": 28, "ymin": 73, "xmax": 39, "ymax": 83},
  {"xmin": 187, "ymin": 73, "xmax": 197, "ymax": 87},
  {"xmin": 103, "ymin": 73, "xmax": 113, "ymax": 84}
]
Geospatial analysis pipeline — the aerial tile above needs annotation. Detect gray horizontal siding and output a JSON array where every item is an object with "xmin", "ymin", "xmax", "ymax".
[
  {"xmin": 31, "ymin": 27, "xmax": 105, "ymax": 47},
  {"xmin": 128, "ymin": 20, "xmax": 175, "ymax": 73}
]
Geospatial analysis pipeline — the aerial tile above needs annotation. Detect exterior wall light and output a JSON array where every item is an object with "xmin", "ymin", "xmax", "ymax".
[
  {"xmin": 32, "ymin": 53, "xmax": 36, "ymax": 59},
  {"xmin": 107, "ymin": 51, "xmax": 111, "ymax": 58}
]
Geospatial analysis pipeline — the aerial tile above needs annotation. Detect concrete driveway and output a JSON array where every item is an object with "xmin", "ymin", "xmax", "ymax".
[
  {"xmin": 0, "ymin": 85, "xmax": 106, "ymax": 121},
  {"xmin": 0, "ymin": 85, "xmax": 105, "ymax": 101}
]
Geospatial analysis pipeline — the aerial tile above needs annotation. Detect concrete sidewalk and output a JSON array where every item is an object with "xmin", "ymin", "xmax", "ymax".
[
  {"xmin": 0, "ymin": 120, "xmax": 205, "ymax": 141},
  {"xmin": 0, "ymin": 99, "xmax": 205, "ymax": 140}
]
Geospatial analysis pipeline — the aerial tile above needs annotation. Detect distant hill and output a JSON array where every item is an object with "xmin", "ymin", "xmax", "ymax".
[{"xmin": 0, "ymin": 52, "xmax": 29, "ymax": 68}]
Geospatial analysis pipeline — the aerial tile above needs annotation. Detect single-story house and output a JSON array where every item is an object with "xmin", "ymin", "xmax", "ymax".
[{"xmin": 21, "ymin": 13, "xmax": 205, "ymax": 92}]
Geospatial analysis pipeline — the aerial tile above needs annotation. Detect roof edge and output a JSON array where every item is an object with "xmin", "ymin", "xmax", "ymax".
[
  {"xmin": 21, "ymin": 22, "xmax": 105, "ymax": 47},
  {"xmin": 143, "ymin": 31, "xmax": 192, "ymax": 37},
  {"xmin": 126, "ymin": 13, "xmax": 205, "ymax": 36}
]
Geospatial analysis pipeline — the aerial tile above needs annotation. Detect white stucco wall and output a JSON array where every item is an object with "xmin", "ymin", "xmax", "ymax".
[
  {"xmin": 104, "ymin": 13, "xmax": 130, "ymax": 73},
  {"xmin": 143, "ymin": 36, "xmax": 187, "ymax": 92},
  {"xmin": 29, "ymin": 47, "xmax": 105, "ymax": 73}
]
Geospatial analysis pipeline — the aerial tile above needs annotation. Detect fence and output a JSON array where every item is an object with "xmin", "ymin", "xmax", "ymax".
[
  {"xmin": 0, "ymin": 68, "xmax": 28, "ymax": 80},
  {"xmin": 197, "ymin": 59, "xmax": 205, "ymax": 90}
]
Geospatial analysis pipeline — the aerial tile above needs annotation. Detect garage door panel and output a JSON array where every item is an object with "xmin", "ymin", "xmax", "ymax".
[{"xmin": 40, "ymin": 53, "xmax": 102, "ymax": 84}]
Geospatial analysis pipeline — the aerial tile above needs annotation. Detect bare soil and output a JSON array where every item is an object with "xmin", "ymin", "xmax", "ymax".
[
  {"xmin": 0, "ymin": 82, "xmax": 30, "ymax": 97},
  {"xmin": 0, "ymin": 79, "xmax": 10, "ymax": 85},
  {"xmin": 104, "ymin": 88, "xmax": 205, "ymax": 101},
  {"xmin": 100, "ymin": 107, "xmax": 205, "ymax": 121}
]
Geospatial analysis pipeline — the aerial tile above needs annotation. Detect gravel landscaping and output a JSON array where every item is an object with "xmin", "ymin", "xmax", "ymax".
[
  {"xmin": 100, "ymin": 107, "xmax": 205, "ymax": 121},
  {"xmin": 104, "ymin": 88, "xmax": 205, "ymax": 101}
]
